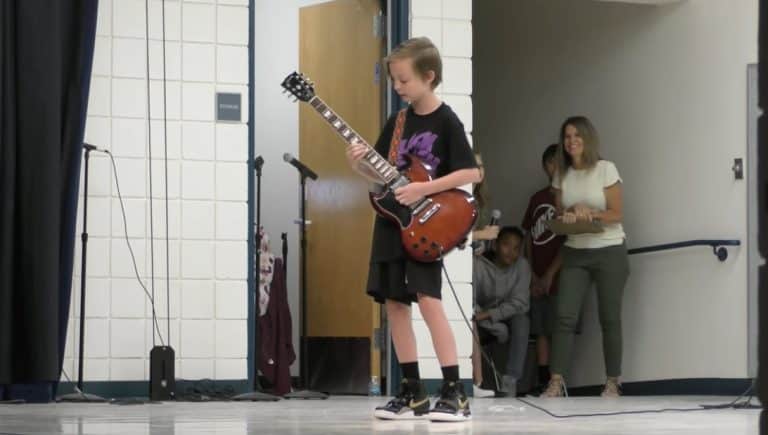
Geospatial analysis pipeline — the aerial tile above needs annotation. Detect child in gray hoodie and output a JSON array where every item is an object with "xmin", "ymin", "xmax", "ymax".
[{"xmin": 473, "ymin": 227, "xmax": 531, "ymax": 396}]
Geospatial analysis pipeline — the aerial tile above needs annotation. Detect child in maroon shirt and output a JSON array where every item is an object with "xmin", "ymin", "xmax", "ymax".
[{"xmin": 521, "ymin": 144, "xmax": 564, "ymax": 391}]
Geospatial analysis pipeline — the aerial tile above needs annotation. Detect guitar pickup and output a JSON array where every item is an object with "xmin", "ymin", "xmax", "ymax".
[{"xmin": 418, "ymin": 203, "xmax": 441, "ymax": 224}]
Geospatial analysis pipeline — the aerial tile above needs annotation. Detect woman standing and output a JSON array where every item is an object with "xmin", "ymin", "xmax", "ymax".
[{"xmin": 541, "ymin": 116, "xmax": 629, "ymax": 398}]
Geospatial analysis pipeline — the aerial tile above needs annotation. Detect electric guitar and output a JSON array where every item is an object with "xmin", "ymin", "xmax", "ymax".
[{"xmin": 281, "ymin": 71, "xmax": 478, "ymax": 262}]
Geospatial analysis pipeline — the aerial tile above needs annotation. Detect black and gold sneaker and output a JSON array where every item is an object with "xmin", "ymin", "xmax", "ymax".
[
  {"xmin": 428, "ymin": 381, "xmax": 471, "ymax": 422},
  {"xmin": 373, "ymin": 378, "xmax": 430, "ymax": 420}
]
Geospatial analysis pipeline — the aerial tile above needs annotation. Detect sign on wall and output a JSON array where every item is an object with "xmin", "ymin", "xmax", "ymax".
[{"xmin": 216, "ymin": 92, "xmax": 241, "ymax": 122}]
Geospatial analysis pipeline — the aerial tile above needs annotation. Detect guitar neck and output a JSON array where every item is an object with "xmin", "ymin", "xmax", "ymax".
[{"xmin": 308, "ymin": 96, "xmax": 401, "ymax": 185}]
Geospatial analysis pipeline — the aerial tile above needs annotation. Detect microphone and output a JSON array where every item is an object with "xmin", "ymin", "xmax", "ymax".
[
  {"xmin": 83, "ymin": 142, "xmax": 99, "ymax": 152},
  {"xmin": 283, "ymin": 153, "xmax": 318, "ymax": 180},
  {"xmin": 484, "ymin": 209, "xmax": 502, "ymax": 252},
  {"xmin": 254, "ymin": 155, "xmax": 264, "ymax": 171},
  {"xmin": 488, "ymin": 209, "xmax": 501, "ymax": 226}
]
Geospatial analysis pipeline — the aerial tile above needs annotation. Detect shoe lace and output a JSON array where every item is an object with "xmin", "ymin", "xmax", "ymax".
[
  {"xmin": 434, "ymin": 381, "xmax": 460, "ymax": 407},
  {"xmin": 387, "ymin": 380, "xmax": 414, "ymax": 406}
]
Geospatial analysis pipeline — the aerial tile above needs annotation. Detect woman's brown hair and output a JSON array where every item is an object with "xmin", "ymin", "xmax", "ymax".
[{"xmin": 556, "ymin": 116, "xmax": 601, "ymax": 180}]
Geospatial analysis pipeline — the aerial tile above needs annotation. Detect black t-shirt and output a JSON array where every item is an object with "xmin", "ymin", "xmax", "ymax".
[{"xmin": 370, "ymin": 103, "xmax": 477, "ymax": 262}]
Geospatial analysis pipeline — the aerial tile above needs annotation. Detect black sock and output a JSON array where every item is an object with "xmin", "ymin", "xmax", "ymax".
[
  {"xmin": 538, "ymin": 365, "xmax": 551, "ymax": 385},
  {"xmin": 400, "ymin": 362, "xmax": 420, "ymax": 380},
  {"xmin": 441, "ymin": 365, "xmax": 460, "ymax": 383}
]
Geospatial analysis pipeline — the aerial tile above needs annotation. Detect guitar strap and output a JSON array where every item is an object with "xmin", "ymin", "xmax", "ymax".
[{"xmin": 387, "ymin": 108, "xmax": 407, "ymax": 165}]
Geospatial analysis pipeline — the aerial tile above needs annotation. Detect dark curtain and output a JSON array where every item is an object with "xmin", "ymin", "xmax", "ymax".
[{"xmin": 0, "ymin": 0, "xmax": 98, "ymax": 402}]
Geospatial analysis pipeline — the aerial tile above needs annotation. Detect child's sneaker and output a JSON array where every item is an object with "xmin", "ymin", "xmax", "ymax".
[
  {"xmin": 373, "ymin": 379, "xmax": 430, "ymax": 420},
  {"xmin": 428, "ymin": 381, "xmax": 472, "ymax": 422},
  {"xmin": 472, "ymin": 383, "xmax": 495, "ymax": 398}
]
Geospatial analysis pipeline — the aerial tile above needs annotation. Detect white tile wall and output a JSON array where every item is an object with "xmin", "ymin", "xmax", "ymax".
[
  {"xmin": 181, "ymin": 280, "xmax": 215, "ymax": 319},
  {"xmin": 215, "ymin": 320, "xmax": 248, "ymax": 358},
  {"xmin": 149, "ymin": 41, "xmax": 182, "ymax": 80},
  {"xmin": 84, "ymin": 359, "xmax": 111, "ymax": 381},
  {"xmin": 112, "ymin": 118, "xmax": 147, "ymax": 158},
  {"xmin": 182, "ymin": 3, "xmax": 216, "ymax": 43},
  {"xmin": 84, "ymin": 319, "xmax": 111, "ymax": 358},
  {"xmin": 215, "ymin": 242, "xmax": 247, "ymax": 280},
  {"xmin": 181, "ymin": 241, "xmax": 215, "ymax": 279},
  {"xmin": 182, "ymin": 43, "xmax": 215, "ymax": 82},
  {"xmin": 217, "ymin": 6, "xmax": 249, "ymax": 45},
  {"xmin": 112, "ymin": 78, "xmax": 147, "ymax": 118},
  {"xmin": 71, "ymin": 0, "xmax": 249, "ymax": 382},
  {"xmin": 111, "ymin": 278, "xmax": 148, "ymax": 318},
  {"xmin": 180, "ymin": 320, "xmax": 215, "ymax": 358},
  {"xmin": 182, "ymin": 122, "xmax": 216, "ymax": 160},
  {"xmin": 112, "ymin": 0, "xmax": 147, "ymax": 39},
  {"xmin": 215, "ymin": 281, "xmax": 248, "ymax": 319},
  {"xmin": 93, "ymin": 37, "xmax": 112, "ymax": 76},
  {"xmin": 85, "ymin": 116, "xmax": 112, "ymax": 151},
  {"xmin": 111, "ymin": 319, "xmax": 147, "ymax": 358},
  {"xmin": 149, "ymin": 1, "xmax": 182, "ymax": 41},
  {"xmin": 215, "ymin": 163, "xmax": 247, "ymax": 201},
  {"xmin": 216, "ymin": 46, "xmax": 248, "ymax": 85},
  {"xmin": 111, "ymin": 198, "xmax": 147, "ymax": 238},
  {"xmin": 150, "ymin": 120, "xmax": 182, "ymax": 159},
  {"xmin": 215, "ymin": 124, "xmax": 248, "ymax": 162},
  {"xmin": 84, "ymin": 279, "xmax": 111, "ymax": 318},
  {"xmin": 411, "ymin": 0, "xmax": 474, "ymax": 380},
  {"xmin": 181, "ymin": 161, "xmax": 215, "ymax": 199},
  {"xmin": 181, "ymin": 201, "xmax": 215, "ymax": 239},
  {"xmin": 113, "ymin": 38, "xmax": 147, "ymax": 79},
  {"xmin": 149, "ymin": 80, "xmax": 182, "ymax": 120},
  {"xmin": 88, "ymin": 78, "xmax": 111, "ymax": 117},
  {"xmin": 442, "ymin": 0, "xmax": 472, "ymax": 20},
  {"xmin": 182, "ymin": 83, "xmax": 215, "ymax": 121},
  {"xmin": 215, "ymin": 358, "xmax": 247, "ymax": 380}
]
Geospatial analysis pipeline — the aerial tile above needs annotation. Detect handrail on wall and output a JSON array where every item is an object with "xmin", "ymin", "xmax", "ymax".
[{"xmin": 627, "ymin": 239, "xmax": 741, "ymax": 262}]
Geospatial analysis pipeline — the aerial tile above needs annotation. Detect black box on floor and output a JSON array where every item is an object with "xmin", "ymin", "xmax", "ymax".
[{"xmin": 150, "ymin": 346, "xmax": 175, "ymax": 401}]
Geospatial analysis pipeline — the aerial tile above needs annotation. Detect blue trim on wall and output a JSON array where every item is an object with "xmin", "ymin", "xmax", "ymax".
[{"xmin": 246, "ymin": 0, "xmax": 256, "ymax": 389}]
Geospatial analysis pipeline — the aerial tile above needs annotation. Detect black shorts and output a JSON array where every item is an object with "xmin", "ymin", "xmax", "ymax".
[{"xmin": 366, "ymin": 258, "xmax": 443, "ymax": 305}]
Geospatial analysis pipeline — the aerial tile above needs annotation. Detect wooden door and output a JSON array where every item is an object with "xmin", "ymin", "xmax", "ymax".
[{"xmin": 299, "ymin": 0, "xmax": 385, "ymax": 389}]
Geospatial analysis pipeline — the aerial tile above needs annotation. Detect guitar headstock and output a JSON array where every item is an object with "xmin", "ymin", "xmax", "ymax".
[{"xmin": 281, "ymin": 72, "xmax": 315, "ymax": 102}]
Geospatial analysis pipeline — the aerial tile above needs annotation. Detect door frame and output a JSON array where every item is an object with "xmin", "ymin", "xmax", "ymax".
[{"xmin": 747, "ymin": 63, "xmax": 761, "ymax": 378}]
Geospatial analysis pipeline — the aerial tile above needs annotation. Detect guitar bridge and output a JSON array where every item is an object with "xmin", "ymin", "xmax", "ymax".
[{"xmin": 418, "ymin": 203, "xmax": 441, "ymax": 224}]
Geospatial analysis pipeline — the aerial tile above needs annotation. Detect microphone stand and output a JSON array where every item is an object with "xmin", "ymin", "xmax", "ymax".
[
  {"xmin": 234, "ymin": 156, "xmax": 280, "ymax": 402},
  {"xmin": 283, "ymin": 160, "xmax": 328, "ymax": 400},
  {"xmin": 58, "ymin": 144, "xmax": 107, "ymax": 403}
]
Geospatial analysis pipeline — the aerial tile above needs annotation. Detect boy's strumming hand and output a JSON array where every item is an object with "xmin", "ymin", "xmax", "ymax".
[{"xmin": 395, "ymin": 182, "xmax": 429, "ymax": 206}]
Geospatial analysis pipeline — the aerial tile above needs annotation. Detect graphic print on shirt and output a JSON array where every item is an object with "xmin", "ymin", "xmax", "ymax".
[
  {"xmin": 395, "ymin": 131, "xmax": 440, "ymax": 175},
  {"xmin": 531, "ymin": 203, "xmax": 557, "ymax": 246}
]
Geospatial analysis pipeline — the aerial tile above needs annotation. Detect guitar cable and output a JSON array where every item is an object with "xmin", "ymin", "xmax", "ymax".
[{"xmin": 437, "ymin": 247, "xmax": 757, "ymax": 418}]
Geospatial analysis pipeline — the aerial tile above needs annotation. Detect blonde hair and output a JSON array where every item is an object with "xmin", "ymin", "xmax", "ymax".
[
  {"xmin": 556, "ymin": 116, "xmax": 601, "ymax": 179},
  {"xmin": 384, "ymin": 37, "xmax": 442, "ymax": 89}
]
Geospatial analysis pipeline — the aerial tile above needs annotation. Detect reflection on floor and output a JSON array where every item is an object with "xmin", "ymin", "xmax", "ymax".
[{"xmin": 0, "ymin": 395, "xmax": 760, "ymax": 434}]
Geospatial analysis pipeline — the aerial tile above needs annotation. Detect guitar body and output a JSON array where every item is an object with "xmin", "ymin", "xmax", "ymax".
[{"xmin": 369, "ymin": 155, "xmax": 478, "ymax": 262}]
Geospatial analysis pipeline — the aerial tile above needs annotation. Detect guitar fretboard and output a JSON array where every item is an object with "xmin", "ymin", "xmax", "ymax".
[{"xmin": 309, "ymin": 96, "xmax": 400, "ymax": 185}]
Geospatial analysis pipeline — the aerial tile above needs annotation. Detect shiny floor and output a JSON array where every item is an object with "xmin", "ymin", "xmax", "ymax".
[{"xmin": 0, "ymin": 396, "xmax": 760, "ymax": 434}]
